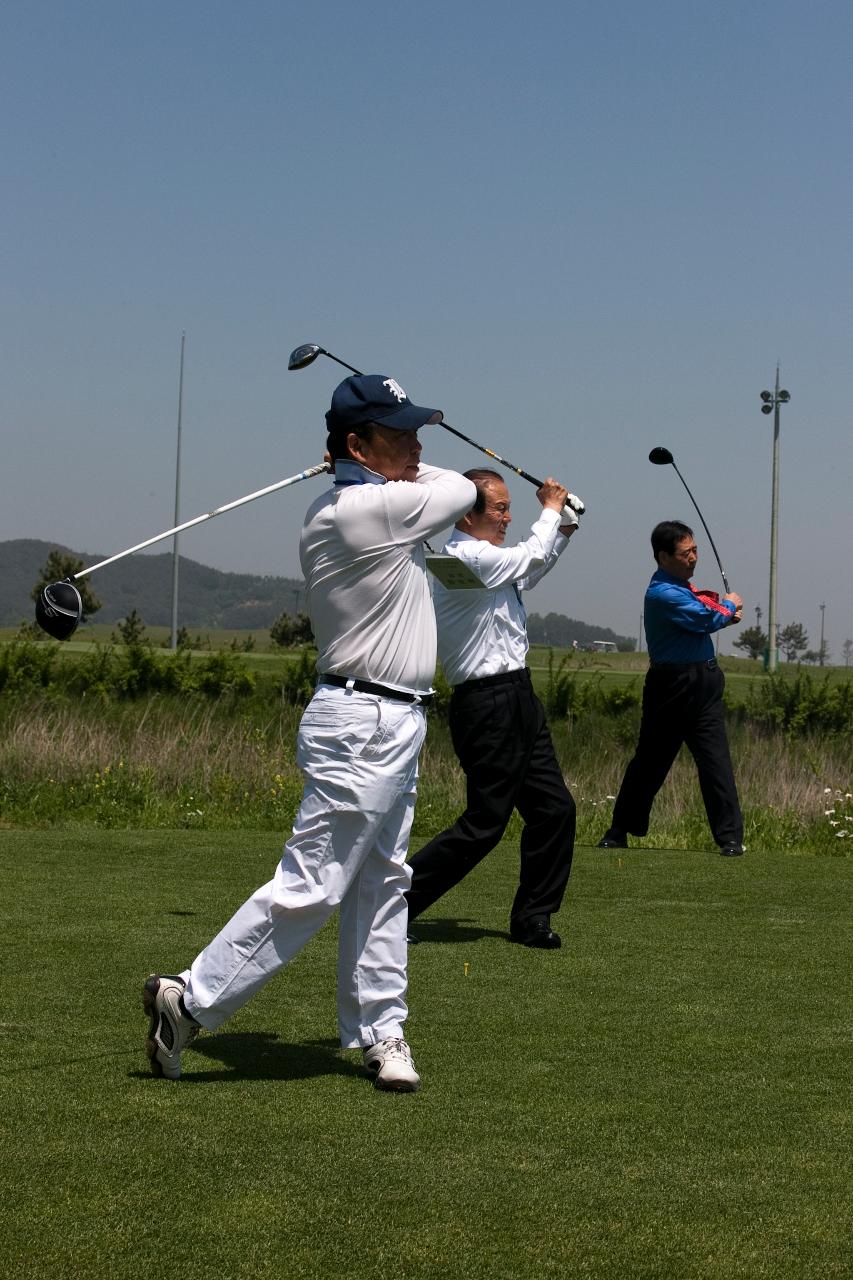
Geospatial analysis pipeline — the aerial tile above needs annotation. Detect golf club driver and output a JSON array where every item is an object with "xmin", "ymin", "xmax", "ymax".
[
  {"xmin": 34, "ymin": 461, "xmax": 331, "ymax": 640},
  {"xmin": 648, "ymin": 447, "xmax": 729, "ymax": 593},
  {"xmin": 288, "ymin": 343, "xmax": 586, "ymax": 521}
]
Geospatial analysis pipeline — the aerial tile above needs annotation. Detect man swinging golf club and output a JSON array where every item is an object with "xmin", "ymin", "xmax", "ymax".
[
  {"xmin": 597, "ymin": 520, "xmax": 745, "ymax": 857},
  {"xmin": 406, "ymin": 468, "xmax": 579, "ymax": 948},
  {"xmin": 143, "ymin": 374, "xmax": 475, "ymax": 1091}
]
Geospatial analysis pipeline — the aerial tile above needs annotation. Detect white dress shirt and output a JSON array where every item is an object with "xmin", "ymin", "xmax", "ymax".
[
  {"xmin": 301, "ymin": 461, "xmax": 476, "ymax": 693},
  {"xmin": 433, "ymin": 506, "xmax": 570, "ymax": 685}
]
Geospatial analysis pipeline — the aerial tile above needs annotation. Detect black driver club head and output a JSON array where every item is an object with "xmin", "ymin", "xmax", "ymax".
[
  {"xmin": 35, "ymin": 579, "xmax": 83, "ymax": 640},
  {"xmin": 649, "ymin": 446, "xmax": 674, "ymax": 466},
  {"xmin": 287, "ymin": 344, "xmax": 324, "ymax": 371}
]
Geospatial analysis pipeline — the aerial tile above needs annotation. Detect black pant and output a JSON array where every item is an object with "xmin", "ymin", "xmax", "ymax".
[
  {"xmin": 406, "ymin": 668, "xmax": 575, "ymax": 931},
  {"xmin": 611, "ymin": 660, "xmax": 743, "ymax": 847}
]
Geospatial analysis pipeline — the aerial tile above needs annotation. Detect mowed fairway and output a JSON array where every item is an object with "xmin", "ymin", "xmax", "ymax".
[{"xmin": 1, "ymin": 831, "xmax": 849, "ymax": 1279}]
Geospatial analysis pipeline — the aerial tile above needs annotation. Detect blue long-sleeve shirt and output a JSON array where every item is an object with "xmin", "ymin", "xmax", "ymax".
[{"xmin": 644, "ymin": 569, "xmax": 735, "ymax": 663}]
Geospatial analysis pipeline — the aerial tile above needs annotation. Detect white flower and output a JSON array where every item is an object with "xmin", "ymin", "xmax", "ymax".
[
  {"xmin": 825, "ymin": 809, "xmax": 835, "ymax": 816},
  {"xmin": 606, "ymin": 794, "xmax": 616, "ymax": 800},
  {"xmin": 836, "ymin": 831, "xmax": 847, "ymax": 838},
  {"xmin": 824, "ymin": 787, "xmax": 832, "ymax": 794},
  {"xmin": 829, "ymin": 820, "xmax": 839, "ymax": 827}
]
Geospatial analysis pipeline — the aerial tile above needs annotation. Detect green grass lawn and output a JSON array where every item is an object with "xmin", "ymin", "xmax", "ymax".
[{"xmin": 1, "ymin": 831, "xmax": 850, "ymax": 1279}]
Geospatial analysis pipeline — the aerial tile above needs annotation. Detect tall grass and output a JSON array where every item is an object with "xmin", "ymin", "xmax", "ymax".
[
  {"xmin": 0, "ymin": 695, "xmax": 303, "ymax": 830},
  {"xmin": 1, "ymin": 691, "xmax": 849, "ymax": 853}
]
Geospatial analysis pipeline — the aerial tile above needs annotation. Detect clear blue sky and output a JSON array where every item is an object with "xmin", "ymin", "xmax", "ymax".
[{"xmin": 4, "ymin": 0, "xmax": 852, "ymax": 656}]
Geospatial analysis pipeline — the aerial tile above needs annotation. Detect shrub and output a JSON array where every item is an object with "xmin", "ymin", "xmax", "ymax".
[
  {"xmin": 544, "ymin": 652, "xmax": 641, "ymax": 722},
  {"xmin": 0, "ymin": 636, "xmax": 57, "ymax": 691},
  {"xmin": 743, "ymin": 669, "xmax": 853, "ymax": 737},
  {"xmin": 280, "ymin": 648, "xmax": 317, "ymax": 706},
  {"xmin": 544, "ymin": 651, "xmax": 577, "ymax": 719}
]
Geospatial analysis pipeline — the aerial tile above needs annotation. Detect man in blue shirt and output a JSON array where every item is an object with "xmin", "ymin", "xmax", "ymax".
[{"xmin": 598, "ymin": 520, "xmax": 745, "ymax": 857}]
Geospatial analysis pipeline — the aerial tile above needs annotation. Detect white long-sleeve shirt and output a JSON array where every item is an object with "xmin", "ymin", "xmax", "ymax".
[
  {"xmin": 300, "ymin": 461, "xmax": 476, "ymax": 693},
  {"xmin": 433, "ymin": 506, "xmax": 570, "ymax": 685}
]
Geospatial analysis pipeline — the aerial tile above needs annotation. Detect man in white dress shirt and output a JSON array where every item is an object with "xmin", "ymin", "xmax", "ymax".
[
  {"xmin": 406, "ymin": 469, "xmax": 577, "ymax": 949},
  {"xmin": 143, "ymin": 374, "xmax": 476, "ymax": 1091}
]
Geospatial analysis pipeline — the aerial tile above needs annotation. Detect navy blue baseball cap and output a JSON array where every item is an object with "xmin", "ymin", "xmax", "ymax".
[{"xmin": 326, "ymin": 374, "xmax": 443, "ymax": 434}]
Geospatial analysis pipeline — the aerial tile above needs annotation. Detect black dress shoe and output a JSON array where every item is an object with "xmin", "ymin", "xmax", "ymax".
[
  {"xmin": 597, "ymin": 829, "xmax": 628, "ymax": 848},
  {"xmin": 510, "ymin": 920, "xmax": 562, "ymax": 950},
  {"xmin": 719, "ymin": 844, "xmax": 744, "ymax": 857}
]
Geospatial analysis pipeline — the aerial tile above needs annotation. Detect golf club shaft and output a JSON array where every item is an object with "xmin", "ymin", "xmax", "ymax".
[
  {"xmin": 295, "ymin": 346, "xmax": 584, "ymax": 515},
  {"xmin": 436, "ymin": 421, "xmax": 542, "ymax": 486},
  {"xmin": 670, "ymin": 462, "xmax": 730, "ymax": 593},
  {"xmin": 74, "ymin": 463, "xmax": 330, "ymax": 580}
]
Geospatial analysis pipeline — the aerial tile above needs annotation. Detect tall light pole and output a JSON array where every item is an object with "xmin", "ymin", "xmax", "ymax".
[
  {"xmin": 759, "ymin": 367, "xmax": 791, "ymax": 673},
  {"xmin": 170, "ymin": 332, "xmax": 186, "ymax": 651},
  {"xmin": 819, "ymin": 602, "xmax": 826, "ymax": 667}
]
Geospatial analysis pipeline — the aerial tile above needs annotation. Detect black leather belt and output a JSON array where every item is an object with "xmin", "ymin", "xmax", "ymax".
[
  {"xmin": 454, "ymin": 667, "xmax": 530, "ymax": 692},
  {"xmin": 320, "ymin": 674, "xmax": 433, "ymax": 705}
]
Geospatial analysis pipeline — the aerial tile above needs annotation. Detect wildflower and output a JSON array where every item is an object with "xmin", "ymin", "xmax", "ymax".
[
  {"xmin": 824, "ymin": 787, "xmax": 832, "ymax": 794},
  {"xmin": 836, "ymin": 831, "xmax": 847, "ymax": 839},
  {"xmin": 825, "ymin": 810, "xmax": 835, "ymax": 816},
  {"xmin": 606, "ymin": 794, "xmax": 616, "ymax": 801}
]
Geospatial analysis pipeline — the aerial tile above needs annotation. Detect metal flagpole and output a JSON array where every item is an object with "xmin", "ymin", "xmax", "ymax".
[{"xmin": 170, "ymin": 332, "xmax": 185, "ymax": 650}]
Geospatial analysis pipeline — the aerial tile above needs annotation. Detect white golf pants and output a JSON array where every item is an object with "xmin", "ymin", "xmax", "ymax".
[{"xmin": 182, "ymin": 685, "xmax": 427, "ymax": 1047}]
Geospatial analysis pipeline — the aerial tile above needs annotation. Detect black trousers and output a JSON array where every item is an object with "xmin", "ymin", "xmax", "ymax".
[
  {"xmin": 406, "ymin": 668, "xmax": 575, "ymax": 930},
  {"xmin": 611, "ymin": 660, "xmax": 743, "ymax": 847}
]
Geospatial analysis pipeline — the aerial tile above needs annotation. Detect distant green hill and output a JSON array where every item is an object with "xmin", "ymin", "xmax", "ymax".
[
  {"xmin": 2, "ymin": 539, "xmax": 635, "ymax": 648},
  {"xmin": 0, "ymin": 539, "xmax": 304, "ymax": 629}
]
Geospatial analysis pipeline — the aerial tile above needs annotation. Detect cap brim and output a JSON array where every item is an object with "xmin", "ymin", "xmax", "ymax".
[{"xmin": 375, "ymin": 404, "xmax": 443, "ymax": 431}]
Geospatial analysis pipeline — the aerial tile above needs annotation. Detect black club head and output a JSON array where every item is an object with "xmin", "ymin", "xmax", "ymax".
[
  {"xmin": 649, "ymin": 447, "xmax": 674, "ymax": 466},
  {"xmin": 287, "ymin": 344, "xmax": 324, "ymax": 371},
  {"xmin": 35, "ymin": 579, "xmax": 83, "ymax": 640}
]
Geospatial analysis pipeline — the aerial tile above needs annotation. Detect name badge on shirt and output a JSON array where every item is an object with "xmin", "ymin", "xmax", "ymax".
[{"xmin": 425, "ymin": 556, "xmax": 486, "ymax": 590}]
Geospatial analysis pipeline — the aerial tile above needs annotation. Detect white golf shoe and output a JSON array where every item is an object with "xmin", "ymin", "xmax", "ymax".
[
  {"xmin": 143, "ymin": 974, "xmax": 200, "ymax": 1080},
  {"xmin": 363, "ymin": 1037, "xmax": 421, "ymax": 1092}
]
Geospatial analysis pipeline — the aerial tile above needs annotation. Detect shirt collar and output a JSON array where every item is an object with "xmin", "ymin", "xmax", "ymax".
[
  {"xmin": 334, "ymin": 459, "xmax": 386, "ymax": 487},
  {"xmin": 652, "ymin": 567, "xmax": 691, "ymax": 586}
]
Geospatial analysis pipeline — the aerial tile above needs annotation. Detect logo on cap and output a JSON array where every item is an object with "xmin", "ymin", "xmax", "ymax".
[{"xmin": 382, "ymin": 378, "xmax": 407, "ymax": 403}]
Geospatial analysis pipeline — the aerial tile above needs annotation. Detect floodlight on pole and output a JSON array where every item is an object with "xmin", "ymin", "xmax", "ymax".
[{"xmin": 759, "ymin": 365, "xmax": 791, "ymax": 673}]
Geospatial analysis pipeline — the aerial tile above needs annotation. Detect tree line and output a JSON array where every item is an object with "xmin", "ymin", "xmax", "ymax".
[
  {"xmin": 733, "ymin": 621, "xmax": 852, "ymax": 667},
  {"xmin": 29, "ymin": 551, "xmax": 851, "ymax": 664}
]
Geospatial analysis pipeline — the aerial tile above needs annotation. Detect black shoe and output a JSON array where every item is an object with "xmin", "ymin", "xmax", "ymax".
[
  {"xmin": 510, "ymin": 920, "xmax": 562, "ymax": 950},
  {"xmin": 597, "ymin": 829, "xmax": 628, "ymax": 848},
  {"xmin": 719, "ymin": 843, "xmax": 744, "ymax": 857}
]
